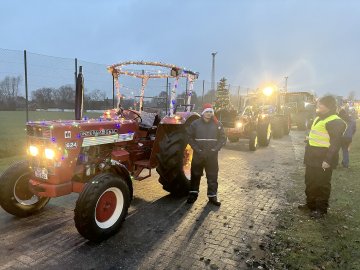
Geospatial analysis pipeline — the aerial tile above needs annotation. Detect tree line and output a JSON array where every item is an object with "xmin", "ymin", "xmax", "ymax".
[{"xmin": 0, "ymin": 75, "xmax": 218, "ymax": 112}]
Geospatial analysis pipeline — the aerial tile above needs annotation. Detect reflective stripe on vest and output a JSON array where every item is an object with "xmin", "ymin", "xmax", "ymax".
[{"xmin": 308, "ymin": 114, "xmax": 341, "ymax": 148}]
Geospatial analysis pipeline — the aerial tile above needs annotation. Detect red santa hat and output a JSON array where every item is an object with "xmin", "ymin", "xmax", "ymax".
[
  {"xmin": 201, "ymin": 103, "xmax": 218, "ymax": 123},
  {"xmin": 202, "ymin": 103, "xmax": 214, "ymax": 115}
]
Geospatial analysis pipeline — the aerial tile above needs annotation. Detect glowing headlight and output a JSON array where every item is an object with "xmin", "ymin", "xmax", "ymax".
[
  {"xmin": 236, "ymin": 122, "xmax": 243, "ymax": 128},
  {"xmin": 263, "ymin": 86, "xmax": 274, "ymax": 97},
  {"xmin": 29, "ymin": 145, "xmax": 39, "ymax": 156},
  {"xmin": 44, "ymin": 148, "xmax": 55, "ymax": 159}
]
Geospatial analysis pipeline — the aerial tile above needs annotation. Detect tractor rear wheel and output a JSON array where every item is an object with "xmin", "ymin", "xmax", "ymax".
[
  {"xmin": 74, "ymin": 173, "xmax": 130, "ymax": 242},
  {"xmin": 272, "ymin": 118, "xmax": 284, "ymax": 139},
  {"xmin": 156, "ymin": 129, "xmax": 191, "ymax": 197},
  {"xmin": 257, "ymin": 123, "xmax": 271, "ymax": 147},
  {"xmin": 283, "ymin": 115, "xmax": 291, "ymax": 135},
  {"xmin": 0, "ymin": 161, "xmax": 50, "ymax": 217},
  {"xmin": 297, "ymin": 116, "xmax": 308, "ymax": 131}
]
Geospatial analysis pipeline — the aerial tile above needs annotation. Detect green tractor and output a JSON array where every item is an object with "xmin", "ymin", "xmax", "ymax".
[{"xmin": 283, "ymin": 91, "xmax": 316, "ymax": 130}]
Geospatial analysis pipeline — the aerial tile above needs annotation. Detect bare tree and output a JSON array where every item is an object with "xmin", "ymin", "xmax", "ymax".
[
  {"xmin": 348, "ymin": 91, "xmax": 356, "ymax": 101},
  {"xmin": 0, "ymin": 75, "xmax": 21, "ymax": 110},
  {"xmin": 90, "ymin": 89, "xmax": 106, "ymax": 101},
  {"xmin": 31, "ymin": 87, "xmax": 55, "ymax": 109},
  {"xmin": 54, "ymin": 85, "xmax": 75, "ymax": 109}
]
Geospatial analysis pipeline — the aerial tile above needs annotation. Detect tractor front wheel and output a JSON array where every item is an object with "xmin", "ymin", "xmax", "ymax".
[
  {"xmin": 74, "ymin": 173, "xmax": 130, "ymax": 242},
  {"xmin": 249, "ymin": 131, "xmax": 258, "ymax": 151},
  {"xmin": 0, "ymin": 161, "xmax": 50, "ymax": 217},
  {"xmin": 257, "ymin": 123, "xmax": 271, "ymax": 147}
]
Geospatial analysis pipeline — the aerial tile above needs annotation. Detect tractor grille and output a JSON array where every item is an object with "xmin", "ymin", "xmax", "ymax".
[{"xmin": 27, "ymin": 125, "xmax": 51, "ymax": 138}]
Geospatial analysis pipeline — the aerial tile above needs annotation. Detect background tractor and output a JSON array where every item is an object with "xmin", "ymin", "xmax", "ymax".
[
  {"xmin": 283, "ymin": 91, "xmax": 316, "ymax": 130},
  {"xmin": 216, "ymin": 106, "xmax": 272, "ymax": 151},
  {"xmin": 243, "ymin": 86, "xmax": 291, "ymax": 139},
  {"xmin": 0, "ymin": 61, "xmax": 200, "ymax": 242}
]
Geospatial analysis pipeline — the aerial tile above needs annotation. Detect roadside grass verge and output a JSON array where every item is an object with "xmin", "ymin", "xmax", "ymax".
[
  {"xmin": 0, "ymin": 111, "xmax": 101, "ymax": 159},
  {"xmin": 269, "ymin": 121, "xmax": 360, "ymax": 270}
]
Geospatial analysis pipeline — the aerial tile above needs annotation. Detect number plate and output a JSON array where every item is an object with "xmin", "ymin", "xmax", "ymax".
[{"xmin": 34, "ymin": 168, "xmax": 48, "ymax": 180}]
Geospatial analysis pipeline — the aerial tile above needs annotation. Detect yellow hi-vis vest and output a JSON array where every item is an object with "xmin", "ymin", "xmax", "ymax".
[{"xmin": 309, "ymin": 115, "xmax": 341, "ymax": 148}]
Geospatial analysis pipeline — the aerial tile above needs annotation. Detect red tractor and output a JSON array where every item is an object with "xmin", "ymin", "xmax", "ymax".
[
  {"xmin": 216, "ymin": 107, "xmax": 272, "ymax": 151},
  {"xmin": 0, "ymin": 61, "xmax": 200, "ymax": 242}
]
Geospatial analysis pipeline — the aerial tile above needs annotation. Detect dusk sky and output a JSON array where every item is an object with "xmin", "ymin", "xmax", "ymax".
[{"xmin": 1, "ymin": 0, "xmax": 360, "ymax": 98}]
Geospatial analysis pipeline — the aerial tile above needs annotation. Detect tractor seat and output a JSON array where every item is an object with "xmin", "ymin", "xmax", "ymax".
[{"xmin": 139, "ymin": 111, "xmax": 159, "ymax": 131}]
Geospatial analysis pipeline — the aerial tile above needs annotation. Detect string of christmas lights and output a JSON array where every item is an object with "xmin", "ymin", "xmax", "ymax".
[{"xmin": 107, "ymin": 61, "xmax": 199, "ymax": 115}]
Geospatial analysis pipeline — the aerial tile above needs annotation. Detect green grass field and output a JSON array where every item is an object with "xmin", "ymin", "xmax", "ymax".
[
  {"xmin": 270, "ymin": 121, "xmax": 360, "ymax": 269},
  {"xmin": 0, "ymin": 111, "xmax": 102, "ymax": 160}
]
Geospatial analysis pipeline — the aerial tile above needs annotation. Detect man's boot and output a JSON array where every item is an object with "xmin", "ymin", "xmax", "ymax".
[
  {"xmin": 310, "ymin": 210, "xmax": 327, "ymax": 219},
  {"xmin": 187, "ymin": 193, "xmax": 198, "ymax": 204},
  {"xmin": 298, "ymin": 203, "xmax": 315, "ymax": 211},
  {"xmin": 209, "ymin": 196, "xmax": 221, "ymax": 206}
]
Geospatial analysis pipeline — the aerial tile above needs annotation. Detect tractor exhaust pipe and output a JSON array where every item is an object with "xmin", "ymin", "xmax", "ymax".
[{"xmin": 75, "ymin": 66, "xmax": 84, "ymax": 120}]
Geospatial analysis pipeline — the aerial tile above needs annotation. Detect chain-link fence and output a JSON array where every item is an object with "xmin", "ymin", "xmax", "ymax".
[{"xmin": 0, "ymin": 48, "xmax": 256, "ymax": 117}]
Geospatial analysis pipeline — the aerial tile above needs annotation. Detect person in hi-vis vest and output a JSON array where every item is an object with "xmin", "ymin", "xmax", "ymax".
[{"xmin": 299, "ymin": 95, "xmax": 346, "ymax": 218}]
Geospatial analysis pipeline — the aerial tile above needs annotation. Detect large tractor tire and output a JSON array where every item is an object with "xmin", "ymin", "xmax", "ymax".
[
  {"xmin": 74, "ymin": 173, "xmax": 130, "ymax": 242},
  {"xmin": 257, "ymin": 122, "xmax": 271, "ymax": 147},
  {"xmin": 297, "ymin": 116, "xmax": 308, "ymax": 131},
  {"xmin": 271, "ymin": 118, "xmax": 284, "ymax": 139},
  {"xmin": 0, "ymin": 161, "xmax": 50, "ymax": 217},
  {"xmin": 249, "ymin": 131, "xmax": 258, "ymax": 151},
  {"xmin": 156, "ymin": 129, "xmax": 192, "ymax": 197},
  {"xmin": 283, "ymin": 115, "xmax": 291, "ymax": 135}
]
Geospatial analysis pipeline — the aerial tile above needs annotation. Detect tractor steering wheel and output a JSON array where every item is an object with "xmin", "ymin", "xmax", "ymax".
[
  {"xmin": 116, "ymin": 107, "xmax": 125, "ymax": 118},
  {"xmin": 129, "ymin": 110, "xmax": 142, "ymax": 122}
]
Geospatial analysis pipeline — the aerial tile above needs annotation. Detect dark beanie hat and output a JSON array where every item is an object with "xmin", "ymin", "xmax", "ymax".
[{"xmin": 319, "ymin": 95, "xmax": 337, "ymax": 112}]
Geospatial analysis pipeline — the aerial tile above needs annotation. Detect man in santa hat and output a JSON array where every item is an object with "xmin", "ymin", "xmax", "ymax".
[{"xmin": 186, "ymin": 103, "xmax": 227, "ymax": 206}]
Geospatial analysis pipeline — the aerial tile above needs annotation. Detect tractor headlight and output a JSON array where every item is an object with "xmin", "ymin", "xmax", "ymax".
[
  {"xmin": 44, "ymin": 148, "xmax": 55, "ymax": 160},
  {"xmin": 236, "ymin": 122, "xmax": 243, "ymax": 128},
  {"xmin": 29, "ymin": 145, "xmax": 39, "ymax": 156}
]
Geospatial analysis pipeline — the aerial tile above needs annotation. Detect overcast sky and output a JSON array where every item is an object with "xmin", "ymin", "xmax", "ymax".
[{"xmin": 1, "ymin": 0, "xmax": 360, "ymax": 98}]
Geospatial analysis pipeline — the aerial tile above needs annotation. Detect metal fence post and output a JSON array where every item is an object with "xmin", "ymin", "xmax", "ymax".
[
  {"xmin": 75, "ymin": 58, "xmax": 78, "ymax": 88},
  {"xmin": 24, "ymin": 50, "xmax": 29, "ymax": 122}
]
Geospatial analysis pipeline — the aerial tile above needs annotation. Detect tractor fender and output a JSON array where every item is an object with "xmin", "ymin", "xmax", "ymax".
[
  {"xmin": 160, "ymin": 112, "xmax": 200, "ymax": 125},
  {"xmin": 109, "ymin": 160, "xmax": 133, "ymax": 200}
]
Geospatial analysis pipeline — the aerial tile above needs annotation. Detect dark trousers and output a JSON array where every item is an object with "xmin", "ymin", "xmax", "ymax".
[
  {"xmin": 341, "ymin": 139, "xmax": 352, "ymax": 167},
  {"xmin": 190, "ymin": 152, "xmax": 219, "ymax": 197},
  {"xmin": 305, "ymin": 165, "xmax": 333, "ymax": 212}
]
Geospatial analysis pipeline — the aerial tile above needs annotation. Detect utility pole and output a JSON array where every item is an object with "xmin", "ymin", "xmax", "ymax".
[
  {"xmin": 211, "ymin": 52, "xmax": 217, "ymax": 94},
  {"xmin": 284, "ymin": 76, "xmax": 288, "ymax": 92},
  {"xmin": 237, "ymin": 86, "xmax": 241, "ymax": 110}
]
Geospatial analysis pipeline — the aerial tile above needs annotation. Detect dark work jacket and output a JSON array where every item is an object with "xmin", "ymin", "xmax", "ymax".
[
  {"xmin": 187, "ymin": 117, "xmax": 227, "ymax": 153},
  {"xmin": 304, "ymin": 113, "xmax": 346, "ymax": 168},
  {"xmin": 343, "ymin": 119, "xmax": 357, "ymax": 139}
]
